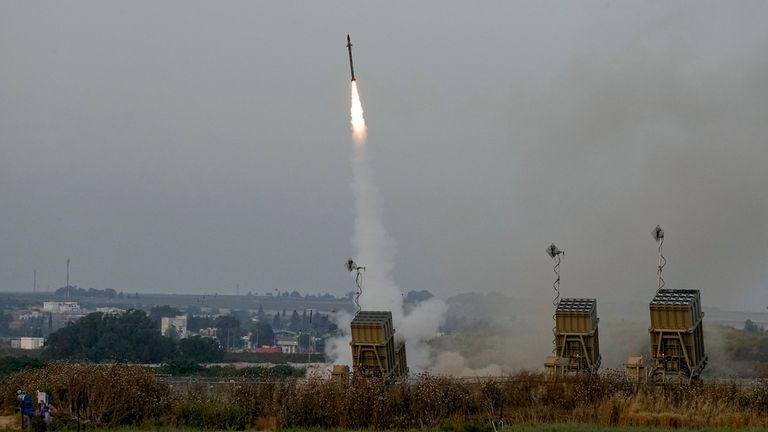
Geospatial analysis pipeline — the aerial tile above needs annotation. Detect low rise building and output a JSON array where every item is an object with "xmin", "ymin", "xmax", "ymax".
[
  {"xmin": 43, "ymin": 302, "xmax": 81, "ymax": 313},
  {"xmin": 11, "ymin": 337, "xmax": 46, "ymax": 350},
  {"xmin": 18, "ymin": 311, "xmax": 44, "ymax": 321},
  {"xmin": 241, "ymin": 335, "xmax": 252, "ymax": 350},
  {"xmin": 95, "ymin": 307, "xmax": 125, "ymax": 315},
  {"xmin": 198, "ymin": 327, "xmax": 218, "ymax": 338},
  {"xmin": 277, "ymin": 339, "xmax": 298, "ymax": 354},
  {"xmin": 161, "ymin": 316, "xmax": 188, "ymax": 339}
]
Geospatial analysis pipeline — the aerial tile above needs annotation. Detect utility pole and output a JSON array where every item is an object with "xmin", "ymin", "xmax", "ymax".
[{"xmin": 66, "ymin": 258, "xmax": 70, "ymax": 298}]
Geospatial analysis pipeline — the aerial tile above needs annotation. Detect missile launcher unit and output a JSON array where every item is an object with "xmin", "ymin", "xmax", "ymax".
[
  {"xmin": 625, "ymin": 356, "xmax": 647, "ymax": 383},
  {"xmin": 350, "ymin": 311, "xmax": 407, "ymax": 378},
  {"xmin": 648, "ymin": 289, "xmax": 707, "ymax": 382},
  {"xmin": 331, "ymin": 364, "xmax": 350, "ymax": 383},
  {"xmin": 545, "ymin": 298, "xmax": 601, "ymax": 376}
]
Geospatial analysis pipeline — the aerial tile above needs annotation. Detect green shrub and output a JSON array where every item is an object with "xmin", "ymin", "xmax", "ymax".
[
  {"xmin": 0, "ymin": 356, "xmax": 46, "ymax": 377},
  {"xmin": 175, "ymin": 400, "xmax": 248, "ymax": 430}
]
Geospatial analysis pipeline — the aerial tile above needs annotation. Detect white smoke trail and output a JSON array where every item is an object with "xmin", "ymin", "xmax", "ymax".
[{"xmin": 325, "ymin": 81, "xmax": 447, "ymax": 372}]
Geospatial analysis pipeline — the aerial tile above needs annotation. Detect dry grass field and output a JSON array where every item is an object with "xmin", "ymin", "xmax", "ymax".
[
  {"xmin": 1, "ymin": 426, "xmax": 762, "ymax": 432},
  {"xmin": 2, "ymin": 364, "xmax": 767, "ymax": 430}
]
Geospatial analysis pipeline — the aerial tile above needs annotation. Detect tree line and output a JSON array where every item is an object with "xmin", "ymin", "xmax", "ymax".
[{"xmin": 44, "ymin": 310, "xmax": 222, "ymax": 363}]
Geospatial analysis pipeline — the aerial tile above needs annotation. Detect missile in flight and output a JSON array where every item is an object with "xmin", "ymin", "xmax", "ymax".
[{"xmin": 346, "ymin": 34, "xmax": 356, "ymax": 82}]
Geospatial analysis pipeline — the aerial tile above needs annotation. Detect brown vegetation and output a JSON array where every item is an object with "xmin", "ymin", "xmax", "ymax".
[
  {"xmin": 1, "ymin": 364, "xmax": 169, "ymax": 425},
  {"xmin": 2, "ymin": 364, "xmax": 768, "ymax": 429}
]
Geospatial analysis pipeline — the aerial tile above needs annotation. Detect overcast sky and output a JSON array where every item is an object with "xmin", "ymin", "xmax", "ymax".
[{"xmin": 1, "ymin": 1, "xmax": 766, "ymax": 311}]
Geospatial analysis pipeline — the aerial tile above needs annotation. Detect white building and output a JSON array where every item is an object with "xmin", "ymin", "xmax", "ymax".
[
  {"xmin": 95, "ymin": 307, "xmax": 125, "ymax": 315},
  {"xmin": 19, "ymin": 311, "xmax": 44, "ymax": 320},
  {"xmin": 198, "ymin": 327, "xmax": 218, "ymax": 338},
  {"xmin": 11, "ymin": 337, "xmax": 46, "ymax": 350},
  {"xmin": 43, "ymin": 302, "xmax": 81, "ymax": 313},
  {"xmin": 274, "ymin": 330, "xmax": 299, "ymax": 354},
  {"xmin": 276, "ymin": 339, "xmax": 298, "ymax": 354},
  {"xmin": 241, "ymin": 335, "xmax": 252, "ymax": 351},
  {"xmin": 161, "ymin": 316, "xmax": 188, "ymax": 338}
]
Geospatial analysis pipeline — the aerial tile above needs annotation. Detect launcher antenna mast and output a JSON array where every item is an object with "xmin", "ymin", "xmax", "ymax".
[
  {"xmin": 344, "ymin": 259, "xmax": 366, "ymax": 313},
  {"xmin": 546, "ymin": 243, "xmax": 565, "ymax": 354},
  {"xmin": 652, "ymin": 225, "xmax": 666, "ymax": 292}
]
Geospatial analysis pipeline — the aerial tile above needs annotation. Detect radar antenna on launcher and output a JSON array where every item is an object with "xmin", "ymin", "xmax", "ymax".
[
  {"xmin": 652, "ymin": 225, "xmax": 666, "ymax": 292},
  {"xmin": 546, "ymin": 243, "xmax": 564, "ymax": 354},
  {"xmin": 345, "ymin": 259, "xmax": 366, "ymax": 313}
]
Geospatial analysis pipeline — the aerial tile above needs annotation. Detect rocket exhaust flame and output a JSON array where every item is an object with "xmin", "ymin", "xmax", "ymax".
[{"xmin": 350, "ymin": 81, "xmax": 367, "ymax": 143}]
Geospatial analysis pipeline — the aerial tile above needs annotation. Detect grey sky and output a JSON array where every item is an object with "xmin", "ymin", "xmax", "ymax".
[{"xmin": 1, "ymin": 2, "xmax": 766, "ymax": 310}]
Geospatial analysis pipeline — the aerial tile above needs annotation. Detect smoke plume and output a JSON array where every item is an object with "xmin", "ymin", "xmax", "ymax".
[{"xmin": 325, "ymin": 81, "xmax": 447, "ymax": 372}]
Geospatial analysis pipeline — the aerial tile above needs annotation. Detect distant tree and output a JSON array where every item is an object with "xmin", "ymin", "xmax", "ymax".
[
  {"xmin": 55, "ymin": 286, "xmax": 79, "ymax": 297},
  {"xmin": 187, "ymin": 315, "xmax": 215, "ymax": 332},
  {"xmin": 161, "ymin": 359, "xmax": 204, "ymax": 376},
  {"xmin": 250, "ymin": 322, "xmax": 275, "ymax": 347},
  {"xmin": 117, "ymin": 291, "xmax": 124, "ymax": 299},
  {"xmin": 310, "ymin": 313, "xmax": 331, "ymax": 334},
  {"xmin": 230, "ymin": 310, "xmax": 251, "ymax": 326},
  {"xmin": 290, "ymin": 291, "xmax": 302, "ymax": 298},
  {"xmin": 55, "ymin": 286, "xmax": 117, "ymax": 298},
  {"xmin": 149, "ymin": 305, "xmax": 182, "ymax": 323},
  {"xmin": 0, "ymin": 356, "xmax": 46, "ymax": 377},
  {"xmin": 44, "ymin": 310, "xmax": 175, "ymax": 363},
  {"xmin": 289, "ymin": 310, "xmax": 301, "ymax": 332},
  {"xmin": 314, "ymin": 337, "xmax": 326, "ymax": 353},
  {"xmin": 0, "ymin": 313, "xmax": 12, "ymax": 334},
  {"xmin": 177, "ymin": 336, "xmax": 223, "ymax": 362},
  {"xmin": 726, "ymin": 325, "xmax": 768, "ymax": 361},
  {"xmin": 257, "ymin": 305, "xmax": 266, "ymax": 322},
  {"xmin": 298, "ymin": 333, "xmax": 311, "ymax": 352},
  {"xmin": 215, "ymin": 315, "xmax": 242, "ymax": 350},
  {"xmin": 214, "ymin": 315, "xmax": 240, "ymax": 331},
  {"xmin": 744, "ymin": 319, "xmax": 763, "ymax": 334},
  {"xmin": 301, "ymin": 310, "xmax": 308, "ymax": 331},
  {"xmin": 272, "ymin": 313, "xmax": 282, "ymax": 330},
  {"xmin": 165, "ymin": 324, "xmax": 182, "ymax": 341}
]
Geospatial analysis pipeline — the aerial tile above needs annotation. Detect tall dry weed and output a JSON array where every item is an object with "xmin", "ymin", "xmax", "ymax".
[
  {"xmin": 1, "ymin": 363, "xmax": 169, "ymax": 426},
  {"xmin": 4, "ymin": 366, "xmax": 768, "ymax": 429}
]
